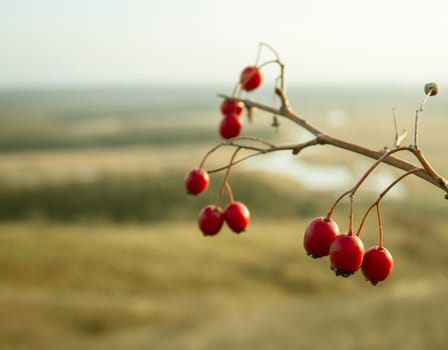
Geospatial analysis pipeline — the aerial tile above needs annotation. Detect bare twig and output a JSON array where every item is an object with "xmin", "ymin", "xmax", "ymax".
[
  {"xmin": 392, "ymin": 107, "xmax": 407, "ymax": 148},
  {"xmin": 413, "ymin": 90, "xmax": 432, "ymax": 148}
]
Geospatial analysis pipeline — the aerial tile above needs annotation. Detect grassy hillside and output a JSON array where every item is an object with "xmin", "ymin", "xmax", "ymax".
[{"xmin": 0, "ymin": 219, "xmax": 447, "ymax": 350}]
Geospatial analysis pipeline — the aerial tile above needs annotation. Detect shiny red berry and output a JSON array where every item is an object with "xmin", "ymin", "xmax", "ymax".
[
  {"xmin": 198, "ymin": 205, "xmax": 224, "ymax": 236},
  {"xmin": 224, "ymin": 201, "xmax": 250, "ymax": 233},
  {"xmin": 329, "ymin": 233, "xmax": 365, "ymax": 277},
  {"xmin": 185, "ymin": 168, "xmax": 209, "ymax": 195},
  {"xmin": 362, "ymin": 246, "xmax": 394, "ymax": 285},
  {"xmin": 219, "ymin": 114, "xmax": 242, "ymax": 139},
  {"xmin": 240, "ymin": 66, "xmax": 263, "ymax": 91},
  {"xmin": 220, "ymin": 99, "xmax": 244, "ymax": 117},
  {"xmin": 304, "ymin": 217, "xmax": 339, "ymax": 258}
]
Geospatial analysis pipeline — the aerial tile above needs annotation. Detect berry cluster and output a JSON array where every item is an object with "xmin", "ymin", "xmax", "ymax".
[
  {"xmin": 183, "ymin": 47, "xmax": 273, "ymax": 235},
  {"xmin": 185, "ymin": 167, "xmax": 250, "ymax": 236},
  {"xmin": 185, "ymin": 43, "xmax": 445, "ymax": 287},
  {"xmin": 301, "ymin": 149, "xmax": 410, "ymax": 285},
  {"xmin": 303, "ymin": 217, "xmax": 393, "ymax": 285},
  {"xmin": 219, "ymin": 66, "xmax": 263, "ymax": 139},
  {"xmin": 300, "ymin": 141, "xmax": 438, "ymax": 286}
]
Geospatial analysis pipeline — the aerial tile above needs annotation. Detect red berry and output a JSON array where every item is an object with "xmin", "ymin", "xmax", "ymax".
[
  {"xmin": 362, "ymin": 246, "xmax": 394, "ymax": 285},
  {"xmin": 240, "ymin": 66, "xmax": 263, "ymax": 91},
  {"xmin": 220, "ymin": 99, "xmax": 244, "ymax": 117},
  {"xmin": 224, "ymin": 201, "xmax": 250, "ymax": 233},
  {"xmin": 198, "ymin": 205, "xmax": 224, "ymax": 236},
  {"xmin": 329, "ymin": 233, "xmax": 365, "ymax": 277},
  {"xmin": 304, "ymin": 217, "xmax": 339, "ymax": 258},
  {"xmin": 185, "ymin": 168, "xmax": 209, "ymax": 195},
  {"xmin": 219, "ymin": 114, "xmax": 242, "ymax": 139}
]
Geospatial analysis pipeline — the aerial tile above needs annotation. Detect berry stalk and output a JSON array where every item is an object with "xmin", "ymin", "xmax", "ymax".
[
  {"xmin": 215, "ymin": 147, "xmax": 241, "ymax": 208},
  {"xmin": 356, "ymin": 168, "xmax": 421, "ymax": 236}
]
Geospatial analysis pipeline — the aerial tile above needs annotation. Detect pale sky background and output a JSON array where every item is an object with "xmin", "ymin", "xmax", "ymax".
[{"xmin": 2, "ymin": 0, "xmax": 448, "ymax": 88}]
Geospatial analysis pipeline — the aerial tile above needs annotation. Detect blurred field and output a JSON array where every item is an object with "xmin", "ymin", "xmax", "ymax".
[
  {"xmin": 0, "ymin": 85, "xmax": 447, "ymax": 349},
  {"xmin": 1, "ymin": 219, "xmax": 447, "ymax": 350}
]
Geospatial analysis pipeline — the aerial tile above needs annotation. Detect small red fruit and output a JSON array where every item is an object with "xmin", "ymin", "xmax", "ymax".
[
  {"xmin": 219, "ymin": 114, "xmax": 242, "ymax": 139},
  {"xmin": 220, "ymin": 99, "xmax": 244, "ymax": 117},
  {"xmin": 362, "ymin": 246, "xmax": 394, "ymax": 285},
  {"xmin": 198, "ymin": 205, "xmax": 224, "ymax": 236},
  {"xmin": 240, "ymin": 66, "xmax": 263, "ymax": 91},
  {"xmin": 224, "ymin": 201, "xmax": 250, "ymax": 233},
  {"xmin": 185, "ymin": 168, "xmax": 209, "ymax": 195},
  {"xmin": 304, "ymin": 217, "xmax": 339, "ymax": 258},
  {"xmin": 329, "ymin": 233, "xmax": 365, "ymax": 277}
]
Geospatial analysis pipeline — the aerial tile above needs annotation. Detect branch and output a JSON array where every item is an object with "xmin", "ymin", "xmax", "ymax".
[
  {"xmin": 218, "ymin": 91, "xmax": 448, "ymax": 197},
  {"xmin": 206, "ymin": 138, "xmax": 320, "ymax": 174}
]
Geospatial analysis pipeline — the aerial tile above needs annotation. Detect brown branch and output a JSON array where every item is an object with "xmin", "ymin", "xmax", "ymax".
[
  {"xmin": 218, "ymin": 92, "xmax": 448, "ymax": 197},
  {"xmin": 206, "ymin": 141, "xmax": 306, "ymax": 174}
]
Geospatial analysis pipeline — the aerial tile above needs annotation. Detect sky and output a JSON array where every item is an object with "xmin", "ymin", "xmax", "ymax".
[{"xmin": 2, "ymin": 0, "xmax": 448, "ymax": 88}]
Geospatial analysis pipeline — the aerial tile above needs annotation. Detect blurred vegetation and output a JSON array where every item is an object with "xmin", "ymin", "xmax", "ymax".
[
  {"xmin": 0, "ymin": 170, "xmax": 445, "ymax": 224},
  {"xmin": 0, "ymin": 86, "xmax": 447, "ymax": 349},
  {"xmin": 0, "ymin": 172, "xmax": 338, "ymax": 222},
  {"xmin": 0, "ymin": 128, "xmax": 219, "ymax": 151},
  {"xmin": 0, "ymin": 219, "xmax": 447, "ymax": 350}
]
